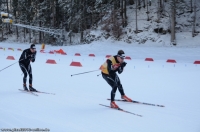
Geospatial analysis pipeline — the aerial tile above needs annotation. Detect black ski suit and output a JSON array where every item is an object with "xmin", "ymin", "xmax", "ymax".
[
  {"xmin": 101, "ymin": 55, "xmax": 127, "ymax": 102},
  {"xmin": 19, "ymin": 48, "xmax": 36, "ymax": 85}
]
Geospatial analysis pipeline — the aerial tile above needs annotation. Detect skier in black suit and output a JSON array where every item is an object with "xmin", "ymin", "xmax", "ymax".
[{"xmin": 19, "ymin": 44, "xmax": 37, "ymax": 91}]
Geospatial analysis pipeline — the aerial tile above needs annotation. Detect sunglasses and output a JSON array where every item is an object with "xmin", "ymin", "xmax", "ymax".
[
  {"xmin": 31, "ymin": 48, "xmax": 36, "ymax": 51},
  {"xmin": 119, "ymin": 55, "xmax": 125, "ymax": 59}
]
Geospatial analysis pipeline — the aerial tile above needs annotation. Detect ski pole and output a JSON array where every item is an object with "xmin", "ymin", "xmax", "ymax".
[
  {"xmin": 71, "ymin": 69, "xmax": 100, "ymax": 77},
  {"xmin": 0, "ymin": 55, "xmax": 30, "ymax": 73},
  {"xmin": 0, "ymin": 61, "xmax": 19, "ymax": 73}
]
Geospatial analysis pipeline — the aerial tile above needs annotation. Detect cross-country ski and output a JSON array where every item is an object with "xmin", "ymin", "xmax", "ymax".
[
  {"xmin": 18, "ymin": 89, "xmax": 38, "ymax": 96},
  {"xmin": 18, "ymin": 89, "xmax": 55, "ymax": 96},
  {"xmin": 36, "ymin": 91, "xmax": 56, "ymax": 95},
  {"xmin": 107, "ymin": 99, "xmax": 165, "ymax": 107},
  {"xmin": 99, "ymin": 104, "xmax": 142, "ymax": 117}
]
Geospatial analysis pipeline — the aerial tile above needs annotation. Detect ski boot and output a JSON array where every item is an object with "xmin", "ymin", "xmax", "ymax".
[
  {"xmin": 29, "ymin": 84, "xmax": 37, "ymax": 92},
  {"xmin": 110, "ymin": 101, "xmax": 119, "ymax": 108},
  {"xmin": 121, "ymin": 95, "xmax": 132, "ymax": 102},
  {"xmin": 23, "ymin": 84, "xmax": 28, "ymax": 91}
]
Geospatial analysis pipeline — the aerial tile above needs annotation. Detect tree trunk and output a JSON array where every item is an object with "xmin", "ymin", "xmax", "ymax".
[
  {"xmin": 24, "ymin": 28, "xmax": 26, "ymax": 43},
  {"xmin": 13, "ymin": 0, "xmax": 18, "ymax": 17},
  {"xmin": 69, "ymin": 0, "xmax": 73, "ymax": 44},
  {"xmin": 1, "ymin": 27, "xmax": 3, "ymax": 39},
  {"xmin": 42, "ymin": 32, "xmax": 44, "ymax": 43},
  {"xmin": 91, "ymin": 10, "xmax": 93, "ymax": 28},
  {"xmin": 52, "ymin": 0, "xmax": 55, "ymax": 28},
  {"xmin": 80, "ymin": 0, "xmax": 84, "ymax": 43},
  {"xmin": 157, "ymin": 0, "xmax": 160, "ymax": 22},
  {"xmin": 6, "ymin": 0, "xmax": 10, "ymax": 32},
  {"xmin": 39, "ymin": 21, "xmax": 42, "ymax": 43},
  {"xmin": 84, "ymin": 0, "xmax": 87, "ymax": 30},
  {"xmin": 136, "ymin": 0, "xmax": 138, "ymax": 33},
  {"xmin": 122, "ymin": 0, "xmax": 127, "ymax": 27},
  {"xmin": 143, "ymin": 0, "xmax": 146, "ymax": 8},
  {"xmin": 138, "ymin": 0, "xmax": 141, "ymax": 10},
  {"xmin": 55, "ymin": 0, "xmax": 59, "ymax": 28},
  {"xmin": 16, "ymin": 26, "xmax": 18, "ymax": 40},
  {"xmin": 120, "ymin": 0, "xmax": 123, "ymax": 16},
  {"xmin": 129, "ymin": 0, "xmax": 134, "ymax": 5},
  {"xmin": 29, "ymin": 29, "xmax": 31, "ymax": 43},
  {"xmin": 171, "ymin": 0, "xmax": 176, "ymax": 45},
  {"xmin": 160, "ymin": 0, "xmax": 162, "ymax": 8},
  {"xmin": 192, "ymin": 0, "xmax": 196, "ymax": 37},
  {"xmin": 114, "ymin": 0, "xmax": 117, "ymax": 10},
  {"xmin": 147, "ymin": 0, "xmax": 150, "ymax": 21},
  {"xmin": 190, "ymin": 0, "xmax": 193, "ymax": 12}
]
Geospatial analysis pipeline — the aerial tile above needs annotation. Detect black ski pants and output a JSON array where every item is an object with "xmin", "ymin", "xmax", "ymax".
[
  {"xmin": 102, "ymin": 73, "xmax": 125, "ymax": 102},
  {"xmin": 19, "ymin": 63, "xmax": 33, "ymax": 85}
]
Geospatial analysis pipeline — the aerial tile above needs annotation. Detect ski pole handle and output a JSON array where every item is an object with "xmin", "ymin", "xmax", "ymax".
[{"xmin": 97, "ymin": 73, "xmax": 101, "ymax": 76}]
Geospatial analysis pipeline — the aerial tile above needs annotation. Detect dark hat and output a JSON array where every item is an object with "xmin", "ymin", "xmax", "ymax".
[
  {"xmin": 117, "ymin": 50, "xmax": 125, "ymax": 55},
  {"xmin": 117, "ymin": 50, "xmax": 125, "ymax": 59},
  {"xmin": 30, "ymin": 44, "xmax": 36, "ymax": 49}
]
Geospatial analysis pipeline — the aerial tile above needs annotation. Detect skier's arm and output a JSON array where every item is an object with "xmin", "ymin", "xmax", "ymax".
[
  {"xmin": 107, "ymin": 59, "xmax": 121, "ymax": 75},
  {"xmin": 117, "ymin": 62, "xmax": 127, "ymax": 74},
  {"xmin": 20, "ymin": 50, "xmax": 28, "ymax": 61},
  {"xmin": 107, "ymin": 59, "xmax": 113, "ymax": 74},
  {"xmin": 107, "ymin": 59, "xmax": 118, "ymax": 75},
  {"xmin": 118, "ymin": 66, "xmax": 123, "ymax": 74}
]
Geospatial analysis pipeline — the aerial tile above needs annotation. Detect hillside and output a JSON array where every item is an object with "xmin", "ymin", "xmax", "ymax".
[
  {"xmin": 85, "ymin": 0, "xmax": 200, "ymax": 46},
  {"xmin": 1, "ymin": 0, "xmax": 200, "ymax": 46}
]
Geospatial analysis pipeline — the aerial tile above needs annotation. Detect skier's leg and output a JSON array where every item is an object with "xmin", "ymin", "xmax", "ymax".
[
  {"xmin": 115, "ymin": 75, "xmax": 132, "ymax": 102},
  {"xmin": 19, "ymin": 63, "xmax": 28, "ymax": 84},
  {"xmin": 27, "ymin": 64, "xmax": 32, "ymax": 85},
  {"xmin": 115, "ymin": 75, "xmax": 125, "ymax": 96},
  {"xmin": 27, "ymin": 65, "xmax": 36, "ymax": 91},
  {"xmin": 102, "ymin": 73, "xmax": 118, "ymax": 102}
]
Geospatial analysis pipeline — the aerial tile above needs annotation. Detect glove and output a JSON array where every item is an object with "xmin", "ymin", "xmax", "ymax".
[
  {"xmin": 121, "ymin": 62, "xmax": 127, "ymax": 68},
  {"xmin": 112, "ymin": 63, "xmax": 121, "ymax": 70},
  {"xmin": 29, "ymin": 54, "xmax": 35, "ymax": 60},
  {"xmin": 30, "ymin": 54, "xmax": 35, "ymax": 58},
  {"xmin": 29, "ymin": 54, "xmax": 36, "ymax": 62}
]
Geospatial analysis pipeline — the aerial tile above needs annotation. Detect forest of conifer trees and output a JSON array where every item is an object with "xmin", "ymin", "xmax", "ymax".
[{"xmin": 0, "ymin": 0, "xmax": 199, "ymax": 45}]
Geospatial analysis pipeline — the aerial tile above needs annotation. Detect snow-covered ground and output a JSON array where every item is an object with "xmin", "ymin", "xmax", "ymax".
[{"xmin": 0, "ymin": 41, "xmax": 200, "ymax": 132}]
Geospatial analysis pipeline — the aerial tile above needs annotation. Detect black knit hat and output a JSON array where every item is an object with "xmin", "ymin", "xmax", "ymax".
[
  {"xmin": 30, "ymin": 44, "xmax": 36, "ymax": 49},
  {"xmin": 117, "ymin": 50, "xmax": 125, "ymax": 59},
  {"xmin": 117, "ymin": 50, "xmax": 125, "ymax": 56}
]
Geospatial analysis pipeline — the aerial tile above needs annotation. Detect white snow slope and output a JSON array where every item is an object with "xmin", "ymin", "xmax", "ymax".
[{"xmin": 0, "ymin": 41, "xmax": 200, "ymax": 132}]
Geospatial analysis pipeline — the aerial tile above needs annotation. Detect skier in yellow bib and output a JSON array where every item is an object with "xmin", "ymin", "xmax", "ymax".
[{"xmin": 101, "ymin": 50, "xmax": 132, "ymax": 108}]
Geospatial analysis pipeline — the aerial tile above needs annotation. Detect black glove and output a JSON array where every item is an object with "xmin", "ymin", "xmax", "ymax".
[
  {"xmin": 29, "ymin": 54, "xmax": 36, "ymax": 62},
  {"xmin": 30, "ymin": 54, "xmax": 34, "ymax": 58},
  {"xmin": 29, "ymin": 54, "xmax": 35, "ymax": 60},
  {"xmin": 121, "ymin": 62, "xmax": 127, "ymax": 68}
]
